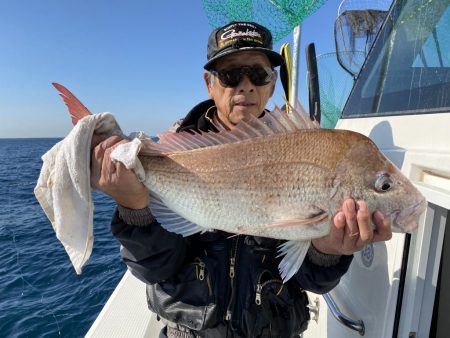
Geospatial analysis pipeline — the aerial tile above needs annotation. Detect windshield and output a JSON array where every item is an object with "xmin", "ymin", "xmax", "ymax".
[{"xmin": 342, "ymin": 0, "xmax": 450, "ymax": 117}]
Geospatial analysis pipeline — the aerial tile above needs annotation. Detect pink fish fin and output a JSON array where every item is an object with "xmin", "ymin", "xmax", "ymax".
[
  {"xmin": 147, "ymin": 129, "xmax": 221, "ymax": 154},
  {"xmin": 52, "ymin": 83, "xmax": 93, "ymax": 125},
  {"xmin": 139, "ymin": 137, "xmax": 174, "ymax": 156},
  {"xmin": 239, "ymin": 103, "xmax": 318, "ymax": 138},
  {"xmin": 284, "ymin": 100, "xmax": 320, "ymax": 129},
  {"xmin": 141, "ymin": 100, "xmax": 319, "ymax": 155},
  {"xmin": 148, "ymin": 191, "xmax": 205, "ymax": 236},
  {"xmin": 271, "ymin": 212, "xmax": 328, "ymax": 228},
  {"xmin": 277, "ymin": 240, "xmax": 311, "ymax": 282},
  {"xmin": 241, "ymin": 212, "xmax": 328, "ymax": 233},
  {"xmin": 270, "ymin": 105, "xmax": 298, "ymax": 131}
]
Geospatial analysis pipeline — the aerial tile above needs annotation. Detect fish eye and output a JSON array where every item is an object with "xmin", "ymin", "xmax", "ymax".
[
  {"xmin": 381, "ymin": 182, "xmax": 391, "ymax": 191},
  {"xmin": 375, "ymin": 174, "xmax": 393, "ymax": 193}
]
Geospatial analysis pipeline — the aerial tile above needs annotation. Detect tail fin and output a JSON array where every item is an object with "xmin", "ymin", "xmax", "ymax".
[{"xmin": 52, "ymin": 83, "xmax": 92, "ymax": 125}]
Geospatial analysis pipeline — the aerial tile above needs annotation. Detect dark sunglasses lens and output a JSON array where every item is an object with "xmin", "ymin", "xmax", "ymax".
[
  {"xmin": 217, "ymin": 67, "xmax": 273, "ymax": 87},
  {"xmin": 249, "ymin": 67, "xmax": 272, "ymax": 85},
  {"xmin": 218, "ymin": 69, "xmax": 242, "ymax": 87}
]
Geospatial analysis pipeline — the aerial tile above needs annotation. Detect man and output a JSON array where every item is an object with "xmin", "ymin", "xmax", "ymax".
[{"xmin": 91, "ymin": 22, "xmax": 392, "ymax": 337}]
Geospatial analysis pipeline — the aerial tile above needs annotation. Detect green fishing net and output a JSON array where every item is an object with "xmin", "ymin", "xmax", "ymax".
[
  {"xmin": 202, "ymin": 0, "xmax": 328, "ymax": 42},
  {"xmin": 315, "ymin": 51, "xmax": 364, "ymax": 128}
]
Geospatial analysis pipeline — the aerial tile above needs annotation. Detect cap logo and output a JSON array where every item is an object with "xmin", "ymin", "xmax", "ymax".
[
  {"xmin": 218, "ymin": 23, "xmax": 264, "ymax": 49},
  {"xmin": 205, "ymin": 22, "xmax": 282, "ymax": 70}
]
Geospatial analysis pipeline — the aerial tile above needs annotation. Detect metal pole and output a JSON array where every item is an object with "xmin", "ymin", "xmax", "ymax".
[{"xmin": 290, "ymin": 25, "xmax": 302, "ymax": 107}]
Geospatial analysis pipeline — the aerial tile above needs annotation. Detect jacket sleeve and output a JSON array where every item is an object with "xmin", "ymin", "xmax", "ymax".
[
  {"xmin": 294, "ymin": 248, "xmax": 354, "ymax": 294},
  {"xmin": 110, "ymin": 207, "xmax": 188, "ymax": 284}
]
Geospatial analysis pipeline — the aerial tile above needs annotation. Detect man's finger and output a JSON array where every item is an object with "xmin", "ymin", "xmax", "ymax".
[
  {"xmin": 91, "ymin": 142, "xmax": 106, "ymax": 187},
  {"xmin": 330, "ymin": 212, "xmax": 346, "ymax": 244},
  {"xmin": 343, "ymin": 199, "xmax": 359, "ymax": 237},
  {"xmin": 92, "ymin": 136, "xmax": 122, "ymax": 164},
  {"xmin": 91, "ymin": 136, "xmax": 124, "ymax": 188},
  {"xmin": 333, "ymin": 211, "xmax": 346, "ymax": 229},
  {"xmin": 91, "ymin": 134, "xmax": 109, "ymax": 150},
  {"xmin": 101, "ymin": 135, "xmax": 126, "ymax": 149},
  {"xmin": 356, "ymin": 201, "xmax": 373, "ymax": 242},
  {"xmin": 372, "ymin": 211, "xmax": 392, "ymax": 242},
  {"xmin": 103, "ymin": 139, "xmax": 129, "ymax": 177}
]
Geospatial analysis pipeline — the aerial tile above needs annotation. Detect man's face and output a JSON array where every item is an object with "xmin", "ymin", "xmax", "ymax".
[{"xmin": 204, "ymin": 51, "xmax": 277, "ymax": 129}]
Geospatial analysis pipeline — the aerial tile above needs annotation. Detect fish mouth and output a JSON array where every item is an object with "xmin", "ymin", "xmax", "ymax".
[{"xmin": 390, "ymin": 198, "xmax": 427, "ymax": 232}]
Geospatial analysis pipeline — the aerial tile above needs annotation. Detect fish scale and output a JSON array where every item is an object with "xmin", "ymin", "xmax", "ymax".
[{"xmin": 140, "ymin": 131, "xmax": 353, "ymax": 240}]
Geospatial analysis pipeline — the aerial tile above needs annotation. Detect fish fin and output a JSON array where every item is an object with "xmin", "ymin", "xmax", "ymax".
[
  {"xmin": 238, "ymin": 210, "xmax": 327, "ymax": 233},
  {"xmin": 52, "ymin": 83, "xmax": 93, "ymax": 125},
  {"xmin": 277, "ymin": 240, "xmax": 310, "ymax": 282},
  {"xmin": 139, "ymin": 137, "xmax": 176, "ymax": 156},
  {"xmin": 139, "ymin": 102, "xmax": 318, "ymax": 155},
  {"xmin": 329, "ymin": 178, "xmax": 341, "ymax": 199},
  {"xmin": 263, "ymin": 212, "xmax": 327, "ymax": 229},
  {"xmin": 149, "ymin": 191, "xmax": 204, "ymax": 237},
  {"xmin": 285, "ymin": 100, "xmax": 320, "ymax": 130}
]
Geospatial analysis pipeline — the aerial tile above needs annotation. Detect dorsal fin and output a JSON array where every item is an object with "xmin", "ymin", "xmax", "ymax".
[
  {"xmin": 139, "ymin": 101, "xmax": 319, "ymax": 156},
  {"xmin": 52, "ymin": 83, "xmax": 93, "ymax": 125}
]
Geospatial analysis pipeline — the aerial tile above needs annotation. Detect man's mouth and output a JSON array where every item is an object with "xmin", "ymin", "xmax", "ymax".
[{"xmin": 234, "ymin": 102, "xmax": 255, "ymax": 107}]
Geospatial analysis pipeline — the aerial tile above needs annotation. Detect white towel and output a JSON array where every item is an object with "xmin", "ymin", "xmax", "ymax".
[{"xmin": 34, "ymin": 113, "xmax": 124, "ymax": 274}]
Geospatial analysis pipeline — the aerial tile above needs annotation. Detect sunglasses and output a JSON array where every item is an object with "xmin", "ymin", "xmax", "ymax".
[{"xmin": 211, "ymin": 66, "xmax": 275, "ymax": 88}]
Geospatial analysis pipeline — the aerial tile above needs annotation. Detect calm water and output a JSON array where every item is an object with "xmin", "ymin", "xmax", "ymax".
[{"xmin": 0, "ymin": 138, "xmax": 126, "ymax": 337}]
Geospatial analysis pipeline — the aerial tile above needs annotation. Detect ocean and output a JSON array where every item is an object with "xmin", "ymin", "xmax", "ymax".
[{"xmin": 0, "ymin": 138, "xmax": 126, "ymax": 338}]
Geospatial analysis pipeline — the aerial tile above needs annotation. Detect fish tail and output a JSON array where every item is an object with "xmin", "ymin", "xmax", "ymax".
[{"xmin": 52, "ymin": 83, "xmax": 93, "ymax": 125}]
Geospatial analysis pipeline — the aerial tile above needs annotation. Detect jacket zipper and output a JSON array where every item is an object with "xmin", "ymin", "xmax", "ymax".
[
  {"xmin": 193, "ymin": 257, "xmax": 212, "ymax": 296},
  {"xmin": 255, "ymin": 269, "xmax": 284, "ymax": 305},
  {"xmin": 225, "ymin": 236, "xmax": 239, "ymax": 321},
  {"xmin": 255, "ymin": 279, "xmax": 284, "ymax": 305}
]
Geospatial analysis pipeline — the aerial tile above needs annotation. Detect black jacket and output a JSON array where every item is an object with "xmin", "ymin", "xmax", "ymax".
[{"xmin": 111, "ymin": 100, "xmax": 353, "ymax": 337}]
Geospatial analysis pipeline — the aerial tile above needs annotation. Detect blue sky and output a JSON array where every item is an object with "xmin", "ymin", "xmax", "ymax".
[{"xmin": 0, "ymin": 0, "xmax": 342, "ymax": 138}]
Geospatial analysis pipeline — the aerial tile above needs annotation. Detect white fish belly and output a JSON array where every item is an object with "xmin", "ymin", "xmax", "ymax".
[{"xmin": 144, "ymin": 159, "xmax": 334, "ymax": 240}]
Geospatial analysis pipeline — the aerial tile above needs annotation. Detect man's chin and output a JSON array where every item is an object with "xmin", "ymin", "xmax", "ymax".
[{"xmin": 231, "ymin": 107, "xmax": 258, "ymax": 123}]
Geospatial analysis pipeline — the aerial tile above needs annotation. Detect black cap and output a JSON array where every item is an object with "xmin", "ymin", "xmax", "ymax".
[{"xmin": 204, "ymin": 22, "xmax": 284, "ymax": 70}]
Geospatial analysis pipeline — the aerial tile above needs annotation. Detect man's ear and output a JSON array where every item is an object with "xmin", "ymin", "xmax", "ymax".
[{"xmin": 204, "ymin": 71, "xmax": 214, "ymax": 99}]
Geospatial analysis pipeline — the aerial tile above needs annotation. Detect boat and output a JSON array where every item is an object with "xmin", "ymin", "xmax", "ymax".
[
  {"xmin": 87, "ymin": 0, "xmax": 450, "ymax": 336},
  {"xmin": 304, "ymin": 0, "xmax": 450, "ymax": 336}
]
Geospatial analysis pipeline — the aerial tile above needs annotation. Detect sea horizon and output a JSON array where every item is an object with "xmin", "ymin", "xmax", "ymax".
[{"xmin": 0, "ymin": 137, "xmax": 64, "ymax": 140}]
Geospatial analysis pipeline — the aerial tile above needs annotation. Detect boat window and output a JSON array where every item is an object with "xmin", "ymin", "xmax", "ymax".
[{"xmin": 342, "ymin": 0, "xmax": 450, "ymax": 117}]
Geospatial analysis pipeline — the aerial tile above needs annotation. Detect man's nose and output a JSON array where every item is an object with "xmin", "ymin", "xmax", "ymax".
[{"xmin": 237, "ymin": 74, "xmax": 255, "ymax": 92}]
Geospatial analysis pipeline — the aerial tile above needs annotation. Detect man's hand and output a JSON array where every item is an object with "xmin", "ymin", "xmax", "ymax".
[
  {"xmin": 311, "ymin": 199, "xmax": 392, "ymax": 256},
  {"xmin": 91, "ymin": 135, "xmax": 149, "ymax": 209}
]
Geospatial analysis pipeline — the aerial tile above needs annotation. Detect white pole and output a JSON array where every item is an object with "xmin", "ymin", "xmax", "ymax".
[{"xmin": 290, "ymin": 25, "xmax": 302, "ymax": 107}]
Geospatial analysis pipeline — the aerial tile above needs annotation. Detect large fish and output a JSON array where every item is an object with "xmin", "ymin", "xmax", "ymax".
[{"xmin": 49, "ymin": 83, "xmax": 427, "ymax": 281}]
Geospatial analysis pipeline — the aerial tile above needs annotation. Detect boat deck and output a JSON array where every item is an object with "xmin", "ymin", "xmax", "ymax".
[{"xmin": 85, "ymin": 270, "xmax": 163, "ymax": 338}]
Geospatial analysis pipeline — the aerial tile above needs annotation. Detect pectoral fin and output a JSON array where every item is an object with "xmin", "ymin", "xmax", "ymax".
[
  {"xmin": 149, "ymin": 191, "xmax": 205, "ymax": 237},
  {"xmin": 277, "ymin": 240, "xmax": 311, "ymax": 282},
  {"xmin": 263, "ymin": 211, "xmax": 327, "ymax": 229},
  {"xmin": 238, "ymin": 210, "xmax": 327, "ymax": 234}
]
